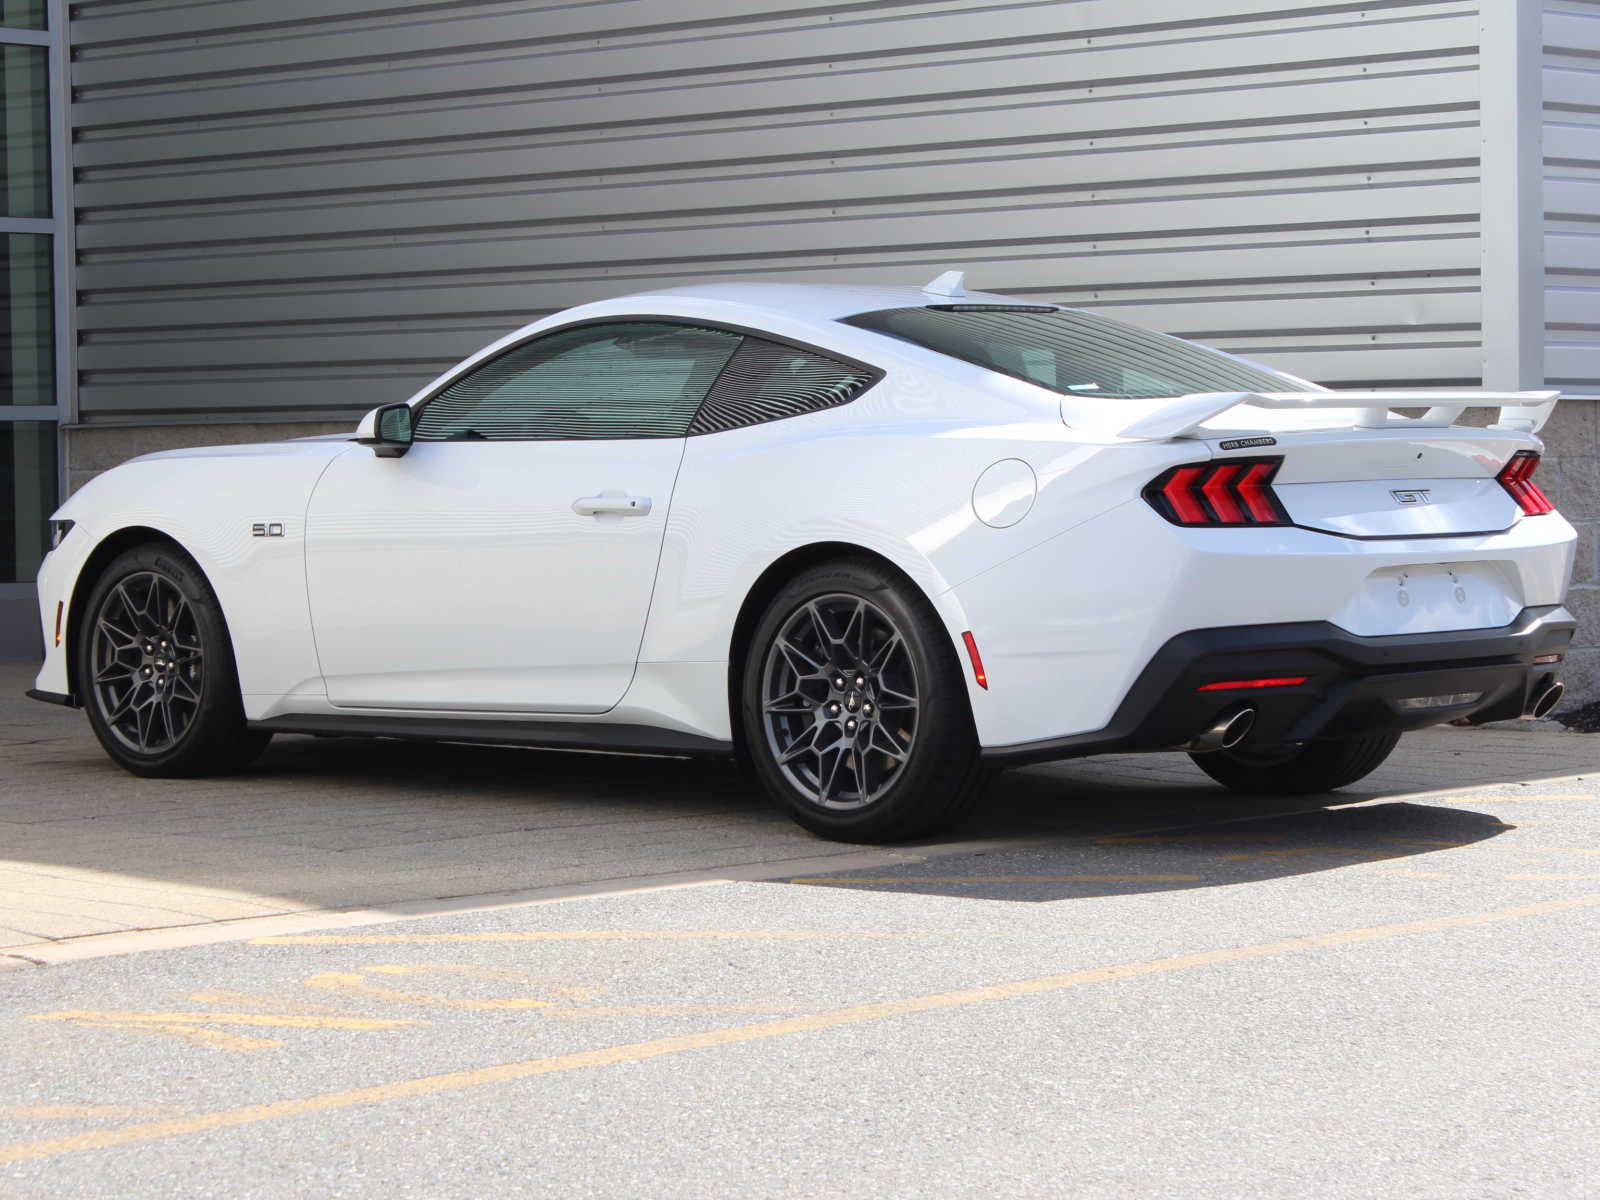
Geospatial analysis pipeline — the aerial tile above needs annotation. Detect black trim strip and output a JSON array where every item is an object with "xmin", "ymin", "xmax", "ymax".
[
  {"xmin": 25, "ymin": 688, "xmax": 79, "ymax": 708},
  {"xmin": 249, "ymin": 713, "xmax": 733, "ymax": 758}
]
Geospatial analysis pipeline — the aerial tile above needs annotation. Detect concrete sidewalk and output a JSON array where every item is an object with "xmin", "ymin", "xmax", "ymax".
[{"xmin": 3, "ymin": 660, "xmax": 1594, "ymax": 962}]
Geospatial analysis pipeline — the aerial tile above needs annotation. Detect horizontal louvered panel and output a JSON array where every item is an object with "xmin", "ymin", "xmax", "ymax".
[
  {"xmin": 1546, "ymin": 8, "xmax": 1600, "ymax": 54},
  {"xmin": 69, "ymin": 18, "xmax": 1477, "ymax": 164},
  {"xmin": 73, "ymin": 127, "xmax": 1478, "ymax": 252},
  {"xmin": 75, "ymin": 235, "xmax": 1475, "ymax": 339},
  {"xmin": 74, "ymin": 290, "xmax": 1482, "ymax": 377},
  {"xmin": 73, "ymin": 72, "xmax": 1475, "ymax": 210},
  {"xmin": 68, "ymin": 0, "xmax": 1492, "ymax": 424},
  {"xmin": 69, "ymin": 0, "xmax": 1470, "ymax": 84},
  {"xmin": 77, "ymin": 182, "xmax": 1480, "ymax": 294}
]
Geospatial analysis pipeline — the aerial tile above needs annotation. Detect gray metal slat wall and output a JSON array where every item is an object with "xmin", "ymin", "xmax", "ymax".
[
  {"xmin": 66, "ymin": 0, "xmax": 1488, "ymax": 426},
  {"xmin": 1542, "ymin": 0, "xmax": 1600, "ymax": 704},
  {"xmin": 1546, "ymin": 0, "xmax": 1600, "ymax": 396}
]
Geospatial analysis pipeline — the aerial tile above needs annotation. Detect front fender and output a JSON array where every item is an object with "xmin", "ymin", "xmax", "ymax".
[{"xmin": 35, "ymin": 445, "xmax": 347, "ymax": 709}]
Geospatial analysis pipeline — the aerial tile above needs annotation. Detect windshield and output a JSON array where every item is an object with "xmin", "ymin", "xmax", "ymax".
[{"xmin": 841, "ymin": 305, "xmax": 1307, "ymax": 399}]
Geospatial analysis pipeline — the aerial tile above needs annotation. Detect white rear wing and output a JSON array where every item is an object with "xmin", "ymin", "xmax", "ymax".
[{"xmin": 1115, "ymin": 390, "xmax": 1561, "ymax": 441}]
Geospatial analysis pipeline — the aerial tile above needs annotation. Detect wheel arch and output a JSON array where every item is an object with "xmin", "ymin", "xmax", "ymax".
[
  {"xmin": 724, "ymin": 541, "xmax": 974, "ymax": 756},
  {"xmin": 66, "ymin": 526, "xmax": 214, "ymax": 698}
]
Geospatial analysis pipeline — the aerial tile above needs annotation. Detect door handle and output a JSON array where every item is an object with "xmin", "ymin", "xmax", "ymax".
[{"xmin": 572, "ymin": 494, "xmax": 652, "ymax": 517}]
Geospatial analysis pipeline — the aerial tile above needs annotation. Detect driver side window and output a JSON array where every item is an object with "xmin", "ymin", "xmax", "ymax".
[{"xmin": 414, "ymin": 321, "xmax": 743, "ymax": 441}]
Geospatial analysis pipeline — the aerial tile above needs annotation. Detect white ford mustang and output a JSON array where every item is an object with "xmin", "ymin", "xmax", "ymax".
[{"xmin": 29, "ymin": 273, "xmax": 1577, "ymax": 841}]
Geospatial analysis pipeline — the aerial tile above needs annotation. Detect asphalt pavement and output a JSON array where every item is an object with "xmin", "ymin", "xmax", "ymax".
[{"xmin": 2, "ymin": 661, "xmax": 1598, "ymax": 1197}]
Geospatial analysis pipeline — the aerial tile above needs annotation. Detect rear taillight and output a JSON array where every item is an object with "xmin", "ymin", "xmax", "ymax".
[
  {"xmin": 1497, "ymin": 450, "xmax": 1554, "ymax": 515},
  {"xmin": 1143, "ymin": 457, "xmax": 1289, "ymax": 527}
]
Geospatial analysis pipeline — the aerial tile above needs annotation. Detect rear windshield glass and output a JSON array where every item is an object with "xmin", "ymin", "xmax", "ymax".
[{"xmin": 841, "ymin": 305, "xmax": 1302, "ymax": 399}]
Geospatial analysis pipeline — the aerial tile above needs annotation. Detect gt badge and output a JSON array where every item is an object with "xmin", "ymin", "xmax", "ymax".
[{"xmin": 1391, "ymin": 490, "xmax": 1431, "ymax": 506}]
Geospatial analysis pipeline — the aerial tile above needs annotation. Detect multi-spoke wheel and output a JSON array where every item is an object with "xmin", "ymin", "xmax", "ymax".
[
  {"xmin": 78, "ymin": 543, "xmax": 271, "ymax": 777},
  {"xmin": 89, "ymin": 571, "xmax": 206, "ymax": 755},
  {"xmin": 741, "ymin": 560, "xmax": 986, "ymax": 842}
]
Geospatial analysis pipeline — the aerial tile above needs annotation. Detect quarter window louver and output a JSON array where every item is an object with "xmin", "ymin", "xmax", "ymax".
[
  {"xmin": 689, "ymin": 338, "xmax": 875, "ymax": 435},
  {"xmin": 414, "ymin": 321, "xmax": 742, "ymax": 442}
]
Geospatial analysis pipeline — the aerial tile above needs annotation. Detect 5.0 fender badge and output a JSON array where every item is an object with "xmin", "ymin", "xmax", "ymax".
[
  {"xmin": 1217, "ymin": 436, "xmax": 1277, "ymax": 450},
  {"xmin": 251, "ymin": 522, "xmax": 286, "ymax": 537}
]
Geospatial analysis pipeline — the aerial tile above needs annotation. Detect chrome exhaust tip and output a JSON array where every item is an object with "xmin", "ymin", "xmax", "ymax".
[
  {"xmin": 1526, "ymin": 680, "xmax": 1564, "ymax": 720},
  {"xmin": 1186, "ymin": 706, "xmax": 1256, "ymax": 754}
]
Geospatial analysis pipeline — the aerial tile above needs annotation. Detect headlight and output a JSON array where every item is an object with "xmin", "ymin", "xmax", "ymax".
[{"xmin": 48, "ymin": 519, "xmax": 74, "ymax": 551}]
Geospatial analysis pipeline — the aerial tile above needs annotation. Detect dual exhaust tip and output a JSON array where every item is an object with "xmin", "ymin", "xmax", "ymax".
[
  {"xmin": 1526, "ymin": 680, "xmax": 1565, "ymax": 720},
  {"xmin": 1186, "ymin": 706, "xmax": 1255, "ymax": 754},
  {"xmin": 1188, "ymin": 679, "xmax": 1562, "ymax": 752}
]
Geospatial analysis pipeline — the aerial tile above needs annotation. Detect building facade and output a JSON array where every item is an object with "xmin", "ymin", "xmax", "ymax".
[{"xmin": 3, "ymin": 0, "xmax": 1597, "ymax": 702}]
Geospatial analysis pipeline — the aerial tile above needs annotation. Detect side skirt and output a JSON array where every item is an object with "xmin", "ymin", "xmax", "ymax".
[{"xmin": 247, "ymin": 712, "xmax": 734, "ymax": 759}]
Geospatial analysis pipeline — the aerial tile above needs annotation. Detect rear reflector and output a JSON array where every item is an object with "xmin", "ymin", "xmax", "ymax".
[
  {"xmin": 1533, "ymin": 653, "xmax": 1563, "ymax": 665},
  {"xmin": 1196, "ymin": 676, "xmax": 1308, "ymax": 692},
  {"xmin": 1145, "ymin": 457, "xmax": 1289, "ymax": 527},
  {"xmin": 961, "ymin": 631, "xmax": 988, "ymax": 690},
  {"xmin": 1497, "ymin": 450, "xmax": 1554, "ymax": 515}
]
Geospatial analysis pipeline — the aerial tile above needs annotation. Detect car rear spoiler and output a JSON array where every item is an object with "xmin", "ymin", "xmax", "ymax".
[{"xmin": 1115, "ymin": 390, "xmax": 1561, "ymax": 441}]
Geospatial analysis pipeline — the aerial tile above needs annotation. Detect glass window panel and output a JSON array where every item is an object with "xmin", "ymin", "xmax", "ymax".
[
  {"xmin": 0, "ymin": 1, "xmax": 46, "ymax": 30},
  {"xmin": 1, "ymin": 43, "xmax": 49, "ymax": 217},
  {"xmin": 416, "ymin": 321, "xmax": 742, "ymax": 441},
  {"xmin": 0, "ymin": 419, "xmax": 55, "ymax": 583},
  {"xmin": 1, "ymin": 233, "xmax": 51, "ymax": 405},
  {"xmin": 843, "ymin": 306, "xmax": 1305, "ymax": 399}
]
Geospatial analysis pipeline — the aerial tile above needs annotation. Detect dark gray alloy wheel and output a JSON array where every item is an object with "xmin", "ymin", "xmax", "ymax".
[
  {"xmin": 742, "ymin": 560, "xmax": 986, "ymax": 843},
  {"xmin": 79, "ymin": 544, "xmax": 272, "ymax": 777},
  {"xmin": 1188, "ymin": 729, "xmax": 1402, "ymax": 795}
]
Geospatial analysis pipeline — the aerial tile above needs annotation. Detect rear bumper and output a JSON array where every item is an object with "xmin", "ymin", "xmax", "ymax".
[{"xmin": 982, "ymin": 604, "xmax": 1575, "ymax": 766}]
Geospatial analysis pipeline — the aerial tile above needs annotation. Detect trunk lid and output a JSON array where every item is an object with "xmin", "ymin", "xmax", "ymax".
[
  {"xmin": 1206, "ymin": 427, "xmax": 1530, "ymax": 538},
  {"xmin": 1108, "ymin": 389, "xmax": 1559, "ymax": 539}
]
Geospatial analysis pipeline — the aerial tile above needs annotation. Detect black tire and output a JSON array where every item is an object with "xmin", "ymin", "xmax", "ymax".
[
  {"xmin": 740, "ymin": 559, "xmax": 987, "ymax": 843},
  {"xmin": 77, "ymin": 542, "xmax": 272, "ymax": 778},
  {"xmin": 1188, "ymin": 730, "xmax": 1402, "ymax": 795}
]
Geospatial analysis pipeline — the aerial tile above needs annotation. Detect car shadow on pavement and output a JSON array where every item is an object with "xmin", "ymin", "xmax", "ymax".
[{"xmin": 773, "ymin": 800, "xmax": 1514, "ymax": 902}]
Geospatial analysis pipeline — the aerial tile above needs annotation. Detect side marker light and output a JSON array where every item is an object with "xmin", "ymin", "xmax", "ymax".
[
  {"xmin": 961, "ymin": 631, "xmax": 988, "ymax": 690},
  {"xmin": 54, "ymin": 601, "xmax": 63, "ymax": 648}
]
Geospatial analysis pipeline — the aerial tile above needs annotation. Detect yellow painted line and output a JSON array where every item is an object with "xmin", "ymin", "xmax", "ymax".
[
  {"xmin": 60, "ymin": 1022, "xmax": 281, "ymax": 1053},
  {"xmin": 303, "ymin": 971, "xmax": 556, "ymax": 1011},
  {"xmin": 185, "ymin": 990, "xmax": 358, "ymax": 1015},
  {"xmin": 4, "ymin": 892, "xmax": 1598, "ymax": 1167},
  {"xmin": 1504, "ymin": 873, "xmax": 1600, "ymax": 880},
  {"xmin": 29, "ymin": 1011, "xmax": 415, "ymax": 1031},
  {"xmin": 1374, "ymin": 870, "xmax": 1453, "ymax": 879},
  {"xmin": 1217, "ymin": 849, "xmax": 1402, "ymax": 862},
  {"xmin": 788, "ymin": 875, "xmax": 1202, "ymax": 885},
  {"xmin": 1378, "ymin": 838, "xmax": 1474, "ymax": 848},
  {"xmin": 0, "ymin": 1105, "xmax": 186, "ymax": 1122},
  {"xmin": 364, "ymin": 964, "xmax": 600, "ymax": 999},
  {"xmin": 539, "ymin": 1002, "xmax": 808, "ymax": 1020},
  {"xmin": 250, "ymin": 930, "xmax": 933, "ymax": 946}
]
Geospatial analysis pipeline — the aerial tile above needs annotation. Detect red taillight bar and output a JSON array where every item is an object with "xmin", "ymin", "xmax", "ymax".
[
  {"xmin": 1144, "ymin": 457, "xmax": 1289, "ymax": 527},
  {"xmin": 1196, "ymin": 676, "xmax": 1309, "ymax": 692},
  {"xmin": 1497, "ymin": 450, "xmax": 1554, "ymax": 516}
]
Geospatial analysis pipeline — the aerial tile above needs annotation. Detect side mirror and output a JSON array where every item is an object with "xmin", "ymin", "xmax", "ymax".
[{"xmin": 354, "ymin": 403, "xmax": 414, "ymax": 458}]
